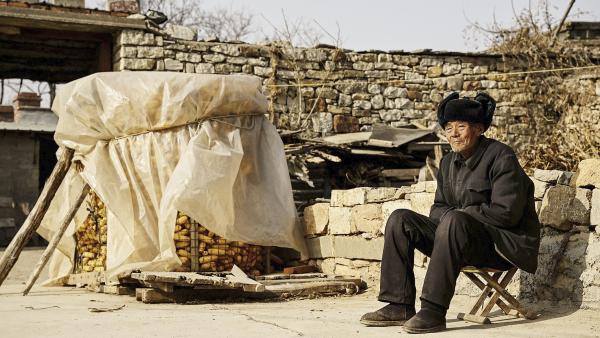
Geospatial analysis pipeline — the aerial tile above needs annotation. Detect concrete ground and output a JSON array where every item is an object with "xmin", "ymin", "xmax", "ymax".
[{"xmin": 1, "ymin": 248, "xmax": 599, "ymax": 338}]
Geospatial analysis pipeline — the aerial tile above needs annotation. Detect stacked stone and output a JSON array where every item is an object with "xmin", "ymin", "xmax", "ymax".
[
  {"xmin": 173, "ymin": 211, "xmax": 265, "ymax": 276},
  {"xmin": 74, "ymin": 191, "xmax": 107, "ymax": 273},
  {"xmin": 303, "ymin": 184, "xmax": 435, "ymax": 288},
  {"xmin": 304, "ymin": 159, "xmax": 600, "ymax": 307},
  {"xmin": 112, "ymin": 28, "xmax": 565, "ymax": 150}
]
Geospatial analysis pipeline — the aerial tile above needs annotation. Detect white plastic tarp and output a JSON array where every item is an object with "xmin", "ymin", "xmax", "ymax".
[{"xmin": 38, "ymin": 72, "xmax": 307, "ymax": 284}]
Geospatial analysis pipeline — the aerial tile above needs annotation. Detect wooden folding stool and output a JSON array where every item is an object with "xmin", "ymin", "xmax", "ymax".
[{"xmin": 457, "ymin": 266, "xmax": 537, "ymax": 324}]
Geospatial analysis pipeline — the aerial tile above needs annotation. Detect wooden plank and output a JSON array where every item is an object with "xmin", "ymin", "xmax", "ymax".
[
  {"xmin": 0, "ymin": 148, "xmax": 74, "ymax": 286},
  {"xmin": 23, "ymin": 183, "xmax": 91, "ymax": 296},
  {"xmin": 264, "ymin": 281, "xmax": 359, "ymax": 297},
  {"xmin": 321, "ymin": 132, "xmax": 371, "ymax": 145},
  {"xmin": 259, "ymin": 276, "xmax": 363, "ymax": 286},
  {"xmin": 229, "ymin": 265, "xmax": 265, "ymax": 292},
  {"xmin": 283, "ymin": 265, "xmax": 318, "ymax": 275},
  {"xmin": 381, "ymin": 168, "xmax": 421, "ymax": 180}
]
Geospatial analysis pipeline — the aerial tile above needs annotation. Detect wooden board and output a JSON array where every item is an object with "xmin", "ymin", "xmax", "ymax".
[{"xmin": 130, "ymin": 271, "xmax": 265, "ymax": 292}]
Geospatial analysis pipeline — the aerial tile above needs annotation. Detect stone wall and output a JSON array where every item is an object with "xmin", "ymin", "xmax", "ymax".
[
  {"xmin": 303, "ymin": 159, "xmax": 600, "ymax": 308},
  {"xmin": 111, "ymin": 28, "xmax": 600, "ymax": 152}
]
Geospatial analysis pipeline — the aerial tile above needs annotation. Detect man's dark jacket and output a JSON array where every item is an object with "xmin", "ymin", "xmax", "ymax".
[{"xmin": 430, "ymin": 136, "xmax": 540, "ymax": 273}]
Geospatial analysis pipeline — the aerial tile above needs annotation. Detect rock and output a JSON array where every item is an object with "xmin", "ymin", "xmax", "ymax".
[
  {"xmin": 568, "ymin": 188, "xmax": 593, "ymax": 225},
  {"xmin": 163, "ymin": 23, "xmax": 197, "ymax": 41},
  {"xmin": 164, "ymin": 58, "xmax": 183, "ymax": 71},
  {"xmin": 410, "ymin": 193, "xmax": 435, "ymax": 216},
  {"xmin": 427, "ymin": 66, "xmax": 443, "ymax": 77},
  {"xmin": 338, "ymin": 94, "xmax": 352, "ymax": 107},
  {"xmin": 574, "ymin": 159, "xmax": 600, "ymax": 188},
  {"xmin": 539, "ymin": 185, "xmax": 576, "ymax": 230},
  {"xmin": 328, "ymin": 207, "xmax": 353, "ymax": 235},
  {"xmin": 331, "ymin": 188, "xmax": 370, "ymax": 207},
  {"xmin": 394, "ymin": 98, "xmax": 413, "ymax": 109},
  {"xmin": 119, "ymin": 30, "xmax": 154, "ymax": 45},
  {"xmin": 333, "ymin": 236, "xmax": 384, "ymax": 260},
  {"xmin": 533, "ymin": 169, "xmax": 563, "ymax": 183},
  {"xmin": 203, "ymin": 54, "xmax": 226, "ymax": 63},
  {"xmin": 532, "ymin": 178, "xmax": 550, "ymax": 200},
  {"xmin": 380, "ymin": 199, "xmax": 413, "ymax": 234},
  {"xmin": 591, "ymin": 189, "xmax": 600, "ymax": 226},
  {"xmin": 558, "ymin": 171, "xmax": 574, "ymax": 185},
  {"xmin": 368, "ymin": 84, "xmax": 381, "ymax": 94},
  {"xmin": 333, "ymin": 115, "xmax": 359, "ymax": 133},
  {"xmin": 411, "ymin": 181, "xmax": 436, "ymax": 193},
  {"xmin": 121, "ymin": 58, "xmax": 155, "ymax": 70},
  {"xmin": 366, "ymin": 187, "xmax": 410, "ymax": 203},
  {"xmin": 383, "ymin": 87, "xmax": 408, "ymax": 98},
  {"xmin": 352, "ymin": 100, "xmax": 372, "ymax": 110},
  {"xmin": 352, "ymin": 204, "xmax": 383, "ymax": 234},
  {"xmin": 136, "ymin": 46, "xmax": 164, "ymax": 59},
  {"xmin": 306, "ymin": 236, "xmax": 335, "ymax": 258},
  {"xmin": 442, "ymin": 63, "xmax": 461, "ymax": 75},
  {"xmin": 446, "ymin": 76, "xmax": 464, "ymax": 90},
  {"xmin": 195, "ymin": 63, "xmax": 215, "ymax": 74},
  {"xmin": 371, "ymin": 95, "xmax": 385, "ymax": 109},
  {"xmin": 311, "ymin": 112, "xmax": 333, "ymax": 133},
  {"xmin": 316, "ymin": 87, "xmax": 338, "ymax": 100},
  {"xmin": 304, "ymin": 203, "xmax": 329, "ymax": 236}
]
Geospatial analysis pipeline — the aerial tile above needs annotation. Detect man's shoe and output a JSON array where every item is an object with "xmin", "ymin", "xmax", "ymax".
[
  {"xmin": 403, "ymin": 308, "xmax": 446, "ymax": 334},
  {"xmin": 360, "ymin": 303, "xmax": 416, "ymax": 327}
]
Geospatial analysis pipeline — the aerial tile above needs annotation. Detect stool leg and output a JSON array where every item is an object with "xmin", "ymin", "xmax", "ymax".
[
  {"xmin": 480, "ymin": 268, "xmax": 517, "ymax": 317},
  {"xmin": 477, "ymin": 269, "xmax": 537, "ymax": 320}
]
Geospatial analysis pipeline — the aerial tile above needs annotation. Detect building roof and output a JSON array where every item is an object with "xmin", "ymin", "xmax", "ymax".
[{"xmin": 0, "ymin": 107, "xmax": 57, "ymax": 133}]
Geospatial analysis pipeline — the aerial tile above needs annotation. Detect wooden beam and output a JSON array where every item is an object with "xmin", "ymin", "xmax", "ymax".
[
  {"xmin": 23, "ymin": 183, "xmax": 90, "ymax": 296},
  {"xmin": 0, "ymin": 148, "xmax": 74, "ymax": 287}
]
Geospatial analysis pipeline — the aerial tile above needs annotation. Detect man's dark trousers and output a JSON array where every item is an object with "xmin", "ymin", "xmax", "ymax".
[{"xmin": 378, "ymin": 208, "xmax": 512, "ymax": 309}]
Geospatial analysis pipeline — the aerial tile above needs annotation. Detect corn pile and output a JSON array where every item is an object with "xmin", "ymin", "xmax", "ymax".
[
  {"xmin": 174, "ymin": 212, "xmax": 265, "ymax": 276},
  {"xmin": 74, "ymin": 191, "xmax": 107, "ymax": 273}
]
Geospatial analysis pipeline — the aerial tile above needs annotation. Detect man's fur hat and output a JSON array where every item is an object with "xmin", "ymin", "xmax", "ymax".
[{"xmin": 437, "ymin": 92, "xmax": 496, "ymax": 131}]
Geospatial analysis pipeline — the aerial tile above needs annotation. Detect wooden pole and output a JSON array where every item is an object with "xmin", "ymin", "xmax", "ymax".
[
  {"xmin": 0, "ymin": 147, "xmax": 74, "ymax": 287},
  {"xmin": 22, "ymin": 183, "xmax": 90, "ymax": 296},
  {"xmin": 550, "ymin": 0, "xmax": 576, "ymax": 47}
]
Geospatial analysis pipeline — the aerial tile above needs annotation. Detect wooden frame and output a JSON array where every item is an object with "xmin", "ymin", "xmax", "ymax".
[{"xmin": 457, "ymin": 266, "xmax": 537, "ymax": 324}]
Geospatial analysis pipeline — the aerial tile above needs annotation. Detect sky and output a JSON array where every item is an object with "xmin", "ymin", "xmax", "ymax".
[{"xmin": 87, "ymin": 0, "xmax": 600, "ymax": 52}]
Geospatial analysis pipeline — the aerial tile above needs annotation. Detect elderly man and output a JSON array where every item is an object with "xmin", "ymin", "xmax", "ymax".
[{"xmin": 360, "ymin": 92, "xmax": 540, "ymax": 334}]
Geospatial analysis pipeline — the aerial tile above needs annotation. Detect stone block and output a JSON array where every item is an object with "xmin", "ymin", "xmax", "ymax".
[
  {"xmin": 574, "ymin": 159, "xmax": 600, "ymax": 188},
  {"xmin": 333, "ymin": 115, "xmax": 359, "ymax": 133},
  {"xmin": 331, "ymin": 188, "xmax": 369, "ymax": 207},
  {"xmin": 306, "ymin": 236, "xmax": 335, "ymax": 258},
  {"xmin": 311, "ymin": 112, "xmax": 333, "ymax": 133},
  {"xmin": 195, "ymin": 63, "xmax": 215, "ymax": 74},
  {"xmin": 137, "ymin": 46, "xmax": 164, "ymax": 59},
  {"xmin": 164, "ymin": 58, "xmax": 183, "ymax": 71},
  {"xmin": 304, "ymin": 203, "xmax": 329, "ymax": 236},
  {"xmin": 568, "ymin": 188, "xmax": 592, "ymax": 225},
  {"xmin": 352, "ymin": 204, "xmax": 382, "ymax": 234},
  {"xmin": 533, "ymin": 169, "xmax": 563, "ymax": 183},
  {"xmin": 329, "ymin": 207, "xmax": 353, "ymax": 234},
  {"xmin": 410, "ymin": 192, "xmax": 435, "ymax": 216},
  {"xmin": 119, "ymin": 30, "xmax": 155, "ymax": 45},
  {"xmin": 383, "ymin": 87, "xmax": 408, "ymax": 98},
  {"xmin": 532, "ymin": 178, "xmax": 550, "ymax": 200},
  {"xmin": 446, "ymin": 76, "xmax": 463, "ymax": 90},
  {"xmin": 122, "ymin": 58, "xmax": 156, "ymax": 70},
  {"xmin": 203, "ymin": 54, "xmax": 226, "ymax": 63},
  {"xmin": 380, "ymin": 199, "xmax": 412, "ymax": 234},
  {"xmin": 333, "ymin": 236, "xmax": 384, "ymax": 260},
  {"xmin": 427, "ymin": 66, "xmax": 443, "ymax": 77},
  {"xmin": 591, "ymin": 189, "xmax": 600, "ymax": 226},
  {"xmin": 365, "ymin": 187, "xmax": 410, "ymax": 203},
  {"xmin": 539, "ymin": 185, "xmax": 576, "ymax": 230}
]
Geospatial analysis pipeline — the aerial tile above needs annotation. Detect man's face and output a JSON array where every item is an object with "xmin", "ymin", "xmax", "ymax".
[{"xmin": 444, "ymin": 121, "xmax": 484, "ymax": 155}]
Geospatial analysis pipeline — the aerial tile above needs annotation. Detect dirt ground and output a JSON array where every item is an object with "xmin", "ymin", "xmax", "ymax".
[{"xmin": 1, "ymin": 248, "xmax": 599, "ymax": 338}]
